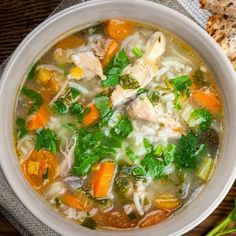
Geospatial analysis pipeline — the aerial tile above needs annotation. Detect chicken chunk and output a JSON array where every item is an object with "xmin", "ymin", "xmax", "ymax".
[
  {"xmin": 71, "ymin": 51, "xmax": 106, "ymax": 80},
  {"xmin": 111, "ymin": 32, "xmax": 166, "ymax": 107}
]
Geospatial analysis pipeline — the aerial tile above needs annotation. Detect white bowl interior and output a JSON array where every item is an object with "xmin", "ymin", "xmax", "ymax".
[{"xmin": 1, "ymin": 1, "xmax": 236, "ymax": 236}]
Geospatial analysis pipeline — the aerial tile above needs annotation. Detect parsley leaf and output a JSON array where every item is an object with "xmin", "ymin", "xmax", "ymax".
[
  {"xmin": 191, "ymin": 108, "xmax": 213, "ymax": 131},
  {"xmin": 171, "ymin": 75, "xmax": 192, "ymax": 93},
  {"xmin": 163, "ymin": 143, "xmax": 176, "ymax": 165},
  {"xmin": 102, "ymin": 49, "xmax": 131, "ymax": 87},
  {"xmin": 175, "ymin": 132, "xmax": 205, "ymax": 169},
  {"xmin": 54, "ymin": 99, "xmax": 67, "ymax": 114},
  {"xmin": 110, "ymin": 115, "xmax": 133, "ymax": 138},
  {"xmin": 16, "ymin": 118, "xmax": 27, "ymax": 139},
  {"xmin": 21, "ymin": 87, "xmax": 44, "ymax": 114},
  {"xmin": 192, "ymin": 69, "xmax": 208, "ymax": 87},
  {"xmin": 69, "ymin": 102, "xmax": 83, "ymax": 115},
  {"xmin": 35, "ymin": 128, "xmax": 58, "ymax": 154},
  {"xmin": 94, "ymin": 94, "xmax": 110, "ymax": 118},
  {"xmin": 143, "ymin": 138, "xmax": 154, "ymax": 153},
  {"xmin": 126, "ymin": 147, "xmax": 139, "ymax": 164},
  {"xmin": 119, "ymin": 75, "xmax": 140, "ymax": 89}
]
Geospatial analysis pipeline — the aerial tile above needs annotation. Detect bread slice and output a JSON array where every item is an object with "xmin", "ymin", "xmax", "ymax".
[
  {"xmin": 200, "ymin": 0, "xmax": 236, "ymax": 18},
  {"xmin": 207, "ymin": 13, "xmax": 236, "ymax": 70}
]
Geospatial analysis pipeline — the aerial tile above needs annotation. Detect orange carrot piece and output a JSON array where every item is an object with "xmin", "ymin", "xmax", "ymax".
[
  {"xmin": 106, "ymin": 20, "xmax": 134, "ymax": 41},
  {"xmin": 101, "ymin": 40, "xmax": 120, "ymax": 68},
  {"xmin": 56, "ymin": 35, "xmax": 84, "ymax": 49},
  {"xmin": 27, "ymin": 105, "xmax": 50, "ymax": 130},
  {"xmin": 62, "ymin": 194, "xmax": 84, "ymax": 211},
  {"xmin": 22, "ymin": 150, "xmax": 57, "ymax": 189},
  {"xmin": 83, "ymin": 104, "xmax": 100, "ymax": 126},
  {"xmin": 90, "ymin": 162, "xmax": 116, "ymax": 198},
  {"xmin": 191, "ymin": 90, "xmax": 221, "ymax": 115}
]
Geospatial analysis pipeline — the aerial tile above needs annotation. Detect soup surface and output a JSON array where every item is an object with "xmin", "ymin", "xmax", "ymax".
[{"xmin": 14, "ymin": 20, "xmax": 223, "ymax": 230}]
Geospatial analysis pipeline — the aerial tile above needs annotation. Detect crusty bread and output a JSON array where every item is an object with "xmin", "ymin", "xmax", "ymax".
[
  {"xmin": 207, "ymin": 13, "xmax": 236, "ymax": 70},
  {"xmin": 200, "ymin": 0, "xmax": 236, "ymax": 18}
]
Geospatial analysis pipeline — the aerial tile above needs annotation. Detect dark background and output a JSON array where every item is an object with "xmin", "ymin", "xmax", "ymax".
[{"xmin": 0, "ymin": 0, "xmax": 235, "ymax": 235}]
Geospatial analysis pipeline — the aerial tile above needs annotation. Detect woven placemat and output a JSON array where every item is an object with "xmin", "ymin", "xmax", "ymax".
[{"xmin": 0, "ymin": 0, "xmax": 210, "ymax": 235}]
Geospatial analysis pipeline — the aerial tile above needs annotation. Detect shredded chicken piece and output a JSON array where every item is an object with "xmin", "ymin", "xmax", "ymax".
[
  {"xmin": 71, "ymin": 51, "xmax": 106, "ymax": 80},
  {"xmin": 111, "ymin": 32, "xmax": 166, "ymax": 107}
]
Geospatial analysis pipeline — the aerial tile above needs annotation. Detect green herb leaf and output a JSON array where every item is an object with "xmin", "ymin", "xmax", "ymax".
[
  {"xmin": 94, "ymin": 94, "xmax": 111, "ymax": 118},
  {"xmin": 163, "ymin": 143, "xmax": 176, "ymax": 165},
  {"xmin": 127, "ymin": 211, "xmax": 136, "ymax": 220},
  {"xmin": 120, "ymin": 75, "xmax": 140, "ymax": 89},
  {"xmin": 53, "ymin": 99, "xmax": 67, "ymax": 114},
  {"xmin": 132, "ymin": 47, "xmax": 143, "ymax": 58},
  {"xmin": 171, "ymin": 75, "xmax": 192, "ymax": 93},
  {"xmin": 154, "ymin": 144, "xmax": 163, "ymax": 156},
  {"xmin": 27, "ymin": 63, "xmax": 37, "ymax": 80},
  {"xmin": 191, "ymin": 108, "xmax": 213, "ymax": 131},
  {"xmin": 126, "ymin": 147, "xmax": 139, "ymax": 164},
  {"xmin": 193, "ymin": 69, "xmax": 208, "ymax": 87},
  {"xmin": 136, "ymin": 88, "xmax": 148, "ymax": 96},
  {"xmin": 69, "ymin": 102, "xmax": 83, "ymax": 115},
  {"xmin": 175, "ymin": 132, "xmax": 205, "ymax": 169},
  {"xmin": 148, "ymin": 91, "xmax": 159, "ymax": 105},
  {"xmin": 70, "ymin": 87, "xmax": 80, "ymax": 99},
  {"xmin": 143, "ymin": 138, "xmax": 154, "ymax": 153},
  {"xmin": 16, "ymin": 118, "xmax": 27, "ymax": 139},
  {"xmin": 21, "ymin": 87, "xmax": 44, "ymax": 114},
  {"xmin": 110, "ymin": 115, "xmax": 133, "ymax": 138},
  {"xmin": 35, "ymin": 128, "xmax": 58, "ymax": 154},
  {"xmin": 102, "ymin": 49, "xmax": 131, "ymax": 87}
]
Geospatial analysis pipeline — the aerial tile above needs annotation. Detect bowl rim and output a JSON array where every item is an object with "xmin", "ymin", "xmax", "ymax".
[{"xmin": 1, "ymin": 0, "xmax": 236, "ymax": 235}]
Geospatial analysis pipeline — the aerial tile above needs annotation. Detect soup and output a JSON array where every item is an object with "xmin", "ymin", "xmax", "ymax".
[{"xmin": 14, "ymin": 19, "xmax": 223, "ymax": 230}]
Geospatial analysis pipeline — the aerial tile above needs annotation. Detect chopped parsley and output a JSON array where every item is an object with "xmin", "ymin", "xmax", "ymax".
[
  {"xmin": 16, "ymin": 118, "xmax": 27, "ymax": 139},
  {"xmin": 191, "ymin": 108, "xmax": 213, "ymax": 131}
]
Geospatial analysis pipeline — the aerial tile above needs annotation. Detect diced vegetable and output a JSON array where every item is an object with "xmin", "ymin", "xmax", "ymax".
[
  {"xmin": 132, "ymin": 47, "xmax": 143, "ymax": 58},
  {"xmin": 171, "ymin": 75, "xmax": 192, "ymax": 94},
  {"xmin": 90, "ymin": 162, "xmax": 116, "ymax": 199},
  {"xmin": 102, "ymin": 49, "xmax": 131, "ymax": 87},
  {"xmin": 36, "ymin": 68, "xmax": 53, "ymax": 83},
  {"xmin": 190, "ymin": 108, "xmax": 213, "ymax": 131},
  {"xmin": 69, "ymin": 102, "xmax": 83, "ymax": 115},
  {"xmin": 56, "ymin": 35, "xmax": 84, "ymax": 49},
  {"xmin": 119, "ymin": 75, "xmax": 140, "ymax": 89},
  {"xmin": 28, "ymin": 161, "xmax": 39, "ymax": 175},
  {"xmin": 102, "ymin": 40, "xmax": 120, "ymax": 68},
  {"xmin": 106, "ymin": 20, "xmax": 134, "ymax": 41},
  {"xmin": 62, "ymin": 193, "xmax": 84, "ymax": 210},
  {"xmin": 53, "ymin": 99, "xmax": 67, "ymax": 114},
  {"xmin": 27, "ymin": 104, "xmax": 50, "ymax": 130},
  {"xmin": 191, "ymin": 90, "xmax": 221, "ymax": 115},
  {"xmin": 175, "ymin": 132, "xmax": 206, "ymax": 170},
  {"xmin": 197, "ymin": 155, "xmax": 215, "ymax": 182},
  {"xmin": 69, "ymin": 66, "xmax": 83, "ymax": 80},
  {"xmin": 22, "ymin": 150, "xmax": 57, "ymax": 189},
  {"xmin": 154, "ymin": 194, "xmax": 180, "ymax": 210},
  {"xmin": 192, "ymin": 69, "xmax": 208, "ymax": 87},
  {"xmin": 83, "ymin": 104, "xmax": 100, "ymax": 126},
  {"xmin": 21, "ymin": 87, "xmax": 44, "ymax": 114},
  {"xmin": 16, "ymin": 118, "xmax": 27, "ymax": 139},
  {"xmin": 138, "ymin": 210, "xmax": 170, "ymax": 228},
  {"xmin": 35, "ymin": 128, "xmax": 58, "ymax": 154},
  {"xmin": 93, "ymin": 95, "xmax": 111, "ymax": 118}
]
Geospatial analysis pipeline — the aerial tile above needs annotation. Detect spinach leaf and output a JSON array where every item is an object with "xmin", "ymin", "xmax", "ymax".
[
  {"xmin": 35, "ymin": 128, "xmax": 58, "ymax": 154},
  {"xmin": 21, "ymin": 87, "xmax": 44, "ymax": 114},
  {"xmin": 102, "ymin": 49, "xmax": 131, "ymax": 87},
  {"xmin": 69, "ymin": 102, "xmax": 83, "ymax": 115},
  {"xmin": 191, "ymin": 108, "xmax": 213, "ymax": 131},
  {"xmin": 119, "ymin": 75, "xmax": 140, "ymax": 89},
  {"xmin": 171, "ymin": 75, "xmax": 192, "ymax": 94},
  {"xmin": 53, "ymin": 99, "xmax": 67, "ymax": 114},
  {"xmin": 16, "ymin": 118, "xmax": 27, "ymax": 139},
  {"xmin": 192, "ymin": 69, "xmax": 208, "ymax": 87},
  {"xmin": 110, "ymin": 115, "xmax": 133, "ymax": 138},
  {"xmin": 175, "ymin": 132, "xmax": 205, "ymax": 169}
]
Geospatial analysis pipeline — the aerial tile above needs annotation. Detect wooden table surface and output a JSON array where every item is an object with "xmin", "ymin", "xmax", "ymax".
[{"xmin": 0, "ymin": 0, "xmax": 235, "ymax": 235}]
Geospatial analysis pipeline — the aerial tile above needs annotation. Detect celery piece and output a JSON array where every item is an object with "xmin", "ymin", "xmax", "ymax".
[{"xmin": 197, "ymin": 156, "xmax": 214, "ymax": 182}]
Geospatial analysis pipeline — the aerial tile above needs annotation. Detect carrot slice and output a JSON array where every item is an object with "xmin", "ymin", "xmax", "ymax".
[
  {"xmin": 191, "ymin": 90, "xmax": 221, "ymax": 115},
  {"xmin": 27, "ymin": 105, "xmax": 50, "ymax": 130},
  {"xmin": 56, "ymin": 35, "xmax": 84, "ymax": 49},
  {"xmin": 90, "ymin": 162, "xmax": 116, "ymax": 199},
  {"xmin": 101, "ymin": 40, "xmax": 120, "ymax": 68},
  {"xmin": 62, "ymin": 194, "xmax": 84, "ymax": 211},
  {"xmin": 83, "ymin": 104, "xmax": 100, "ymax": 126},
  {"xmin": 22, "ymin": 150, "xmax": 57, "ymax": 190},
  {"xmin": 106, "ymin": 20, "xmax": 134, "ymax": 41}
]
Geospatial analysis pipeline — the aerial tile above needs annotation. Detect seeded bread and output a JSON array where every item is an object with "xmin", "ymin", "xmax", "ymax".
[
  {"xmin": 200, "ymin": 0, "xmax": 236, "ymax": 18},
  {"xmin": 207, "ymin": 13, "xmax": 236, "ymax": 70}
]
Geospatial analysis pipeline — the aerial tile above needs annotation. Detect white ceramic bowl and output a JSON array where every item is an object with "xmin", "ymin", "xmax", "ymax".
[{"xmin": 1, "ymin": 0, "xmax": 236, "ymax": 235}]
